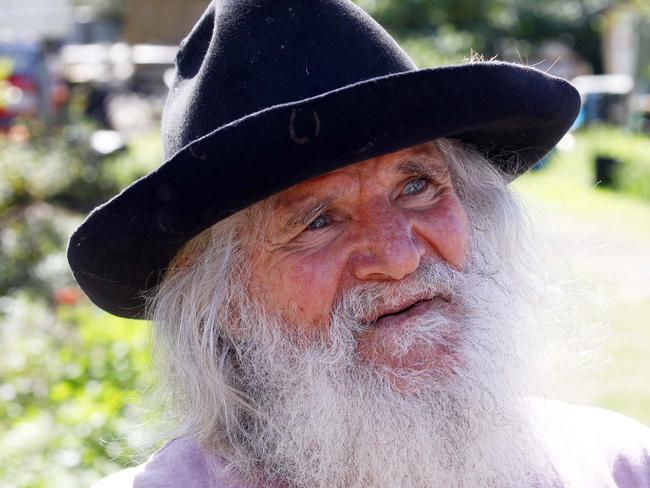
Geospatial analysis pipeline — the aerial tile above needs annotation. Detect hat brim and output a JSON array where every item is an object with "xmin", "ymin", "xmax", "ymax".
[{"xmin": 68, "ymin": 62, "xmax": 580, "ymax": 318}]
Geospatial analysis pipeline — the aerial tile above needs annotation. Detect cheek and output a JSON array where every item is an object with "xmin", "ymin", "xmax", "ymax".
[
  {"xmin": 256, "ymin": 247, "xmax": 347, "ymax": 334},
  {"xmin": 415, "ymin": 195, "xmax": 469, "ymax": 268}
]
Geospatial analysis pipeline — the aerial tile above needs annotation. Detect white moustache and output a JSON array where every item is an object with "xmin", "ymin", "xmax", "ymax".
[{"xmin": 330, "ymin": 259, "xmax": 466, "ymax": 330}]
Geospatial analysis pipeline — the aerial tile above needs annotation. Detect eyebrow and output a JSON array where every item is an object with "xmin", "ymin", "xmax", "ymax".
[
  {"xmin": 278, "ymin": 195, "xmax": 336, "ymax": 232},
  {"xmin": 397, "ymin": 158, "xmax": 449, "ymax": 183},
  {"xmin": 275, "ymin": 157, "xmax": 449, "ymax": 233}
]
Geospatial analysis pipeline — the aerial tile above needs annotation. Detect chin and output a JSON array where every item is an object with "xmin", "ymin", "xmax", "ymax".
[
  {"xmin": 364, "ymin": 347, "xmax": 464, "ymax": 395},
  {"xmin": 355, "ymin": 316, "xmax": 464, "ymax": 393}
]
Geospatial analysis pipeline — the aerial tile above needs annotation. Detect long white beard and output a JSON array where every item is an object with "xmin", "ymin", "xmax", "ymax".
[{"xmin": 222, "ymin": 250, "xmax": 557, "ymax": 488}]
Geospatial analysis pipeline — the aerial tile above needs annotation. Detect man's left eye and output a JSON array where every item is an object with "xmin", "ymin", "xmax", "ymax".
[
  {"xmin": 306, "ymin": 214, "xmax": 331, "ymax": 231},
  {"xmin": 402, "ymin": 177, "xmax": 428, "ymax": 195}
]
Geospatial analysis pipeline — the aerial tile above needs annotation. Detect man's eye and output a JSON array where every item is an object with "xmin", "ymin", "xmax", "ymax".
[
  {"xmin": 402, "ymin": 177, "xmax": 429, "ymax": 195},
  {"xmin": 306, "ymin": 214, "xmax": 331, "ymax": 231}
]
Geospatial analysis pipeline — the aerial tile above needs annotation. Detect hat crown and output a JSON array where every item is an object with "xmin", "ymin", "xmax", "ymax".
[{"xmin": 161, "ymin": 0, "xmax": 416, "ymax": 160}]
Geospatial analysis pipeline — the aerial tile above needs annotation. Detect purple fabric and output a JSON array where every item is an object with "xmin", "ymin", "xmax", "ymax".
[
  {"xmin": 531, "ymin": 400, "xmax": 650, "ymax": 487},
  {"xmin": 130, "ymin": 437, "xmax": 282, "ymax": 488},
  {"xmin": 92, "ymin": 400, "xmax": 650, "ymax": 488},
  {"xmin": 134, "ymin": 438, "xmax": 230, "ymax": 488}
]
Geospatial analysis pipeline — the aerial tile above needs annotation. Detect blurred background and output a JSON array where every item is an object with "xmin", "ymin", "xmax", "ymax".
[{"xmin": 0, "ymin": 0, "xmax": 649, "ymax": 486}]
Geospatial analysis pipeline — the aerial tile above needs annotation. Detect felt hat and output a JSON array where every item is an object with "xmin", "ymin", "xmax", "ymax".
[{"xmin": 67, "ymin": 0, "xmax": 580, "ymax": 319}]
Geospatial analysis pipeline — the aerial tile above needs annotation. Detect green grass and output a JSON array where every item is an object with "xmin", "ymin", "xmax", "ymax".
[
  {"xmin": 514, "ymin": 130, "xmax": 650, "ymax": 240},
  {"xmin": 513, "ymin": 128, "xmax": 650, "ymax": 425}
]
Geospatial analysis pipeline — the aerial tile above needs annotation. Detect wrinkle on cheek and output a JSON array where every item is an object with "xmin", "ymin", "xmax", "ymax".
[
  {"xmin": 439, "ymin": 211, "xmax": 468, "ymax": 249},
  {"xmin": 416, "ymin": 200, "xmax": 469, "ymax": 269},
  {"xmin": 261, "ymin": 248, "xmax": 345, "ymax": 331},
  {"xmin": 289, "ymin": 258, "xmax": 338, "ymax": 321}
]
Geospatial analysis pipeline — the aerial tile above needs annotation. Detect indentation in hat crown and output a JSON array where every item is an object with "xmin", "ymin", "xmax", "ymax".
[{"xmin": 162, "ymin": 0, "xmax": 416, "ymax": 160}]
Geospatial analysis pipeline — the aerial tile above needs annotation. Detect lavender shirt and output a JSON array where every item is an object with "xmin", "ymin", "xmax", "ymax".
[{"xmin": 92, "ymin": 400, "xmax": 650, "ymax": 488}]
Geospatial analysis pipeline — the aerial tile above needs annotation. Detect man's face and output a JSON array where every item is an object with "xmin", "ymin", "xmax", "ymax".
[{"xmin": 250, "ymin": 142, "xmax": 470, "ymax": 374}]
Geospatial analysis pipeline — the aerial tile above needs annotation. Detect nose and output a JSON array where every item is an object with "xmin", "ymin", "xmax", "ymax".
[{"xmin": 350, "ymin": 207, "xmax": 424, "ymax": 282}]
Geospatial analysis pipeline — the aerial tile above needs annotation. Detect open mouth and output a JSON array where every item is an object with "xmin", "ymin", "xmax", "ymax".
[
  {"xmin": 377, "ymin": 299, "xmax": 429, "ymax": 320},
  {"xmin": 363, "ymin": 294, "xmax": 450, "ymax": 328}
]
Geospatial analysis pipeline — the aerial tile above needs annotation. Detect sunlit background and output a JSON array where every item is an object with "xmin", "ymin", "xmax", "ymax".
[{"xmin": 0, "ymin": 1, "xmax": 649, "ymax": 486}]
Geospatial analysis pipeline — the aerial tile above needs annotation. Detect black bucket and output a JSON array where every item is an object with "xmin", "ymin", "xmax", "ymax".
[{"xmin": 595, "ymin": 155, "xmax": 620, "ymax": 187}]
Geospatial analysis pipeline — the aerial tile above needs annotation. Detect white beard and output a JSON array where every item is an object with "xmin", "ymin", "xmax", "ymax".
[{"xmin": 223, "ymin": 251, "xmax": 558, "ymax": 488}]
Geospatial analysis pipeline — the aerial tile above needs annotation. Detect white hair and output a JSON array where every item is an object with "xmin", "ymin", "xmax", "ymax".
[{"xmin": 147, "ymin": 139, "xmax": 576, "ymax": 487}]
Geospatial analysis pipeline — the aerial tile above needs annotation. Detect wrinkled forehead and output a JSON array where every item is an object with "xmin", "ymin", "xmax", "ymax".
[{"xmin": 270, "ymin": 141, "xmax": 450, "ymax": 210}]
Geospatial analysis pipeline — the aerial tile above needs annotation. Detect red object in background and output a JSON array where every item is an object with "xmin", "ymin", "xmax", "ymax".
[
  {"xmin": 54, "ymin": 286, "xmax": 83, "ymax": 306},
  {"xmin": 51, "ymin": 81, "xmax": 69, "ymax": 109},
  {"xmin": 0, "ymin": 73, "xmax": 39, "ymax": 120},
  {"xmin": 8, "ymin": 73, "xmax": 37, "ymax": 92}
]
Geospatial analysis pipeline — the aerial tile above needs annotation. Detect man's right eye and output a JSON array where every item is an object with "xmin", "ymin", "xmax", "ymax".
[
  {"xmin": 402, "ymin": 177, "xmax": 429, "ymax": 195},
  {"xmin": 307, "ymin": 214, "xmax": 331, "ymax": 231}
]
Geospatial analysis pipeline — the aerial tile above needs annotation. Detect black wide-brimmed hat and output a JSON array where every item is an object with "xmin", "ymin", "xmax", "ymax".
[{"xmin": 67, "ymin": 0, "xmax": 580, "ymax": 319}]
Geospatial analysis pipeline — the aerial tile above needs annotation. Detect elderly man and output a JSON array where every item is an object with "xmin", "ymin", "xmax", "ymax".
[{"xmin": 68, "ymin": 1, "xmax": 650, "ymax": 487}]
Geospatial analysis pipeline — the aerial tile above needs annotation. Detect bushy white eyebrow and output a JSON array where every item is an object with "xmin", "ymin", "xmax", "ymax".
[
  {"xmin": 285, "ymin": 197, "xmax": 335, "ymax": 230},
  {"xmin": 397, "ymin": 159, "xmax": 449, "ymax": 183},
  {"xmin": 276, "ymin": 157, "xmax": 449, "ymax": 233}
]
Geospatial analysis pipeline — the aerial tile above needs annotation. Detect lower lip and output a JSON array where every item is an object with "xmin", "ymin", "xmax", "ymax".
[{"xmin": 373, "ymin": 297, "xmax": 444, "ymax": 328}]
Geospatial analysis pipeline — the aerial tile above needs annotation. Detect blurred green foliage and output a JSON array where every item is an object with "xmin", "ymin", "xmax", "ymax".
[
  {"xmin": 0, "ymin": 122, "xmax": 160, "ymax": 487},
  {"xmin": 0, "ymin": 204, "xmax": 75, "ymax": 300},
  {"xmin": 354, "ymin": 0, "xmax": 617, "ymax": 68},
  {"xmin": 0, "ymin": 125, "xmax": 160, "ymax": 297},
  {"xmin": 0, "ymin": 123, "xmax": 160, "ymax": 216},
  {"xmin": 0, "ymin": 293, "xmax": 151, "ymax": 487}
]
